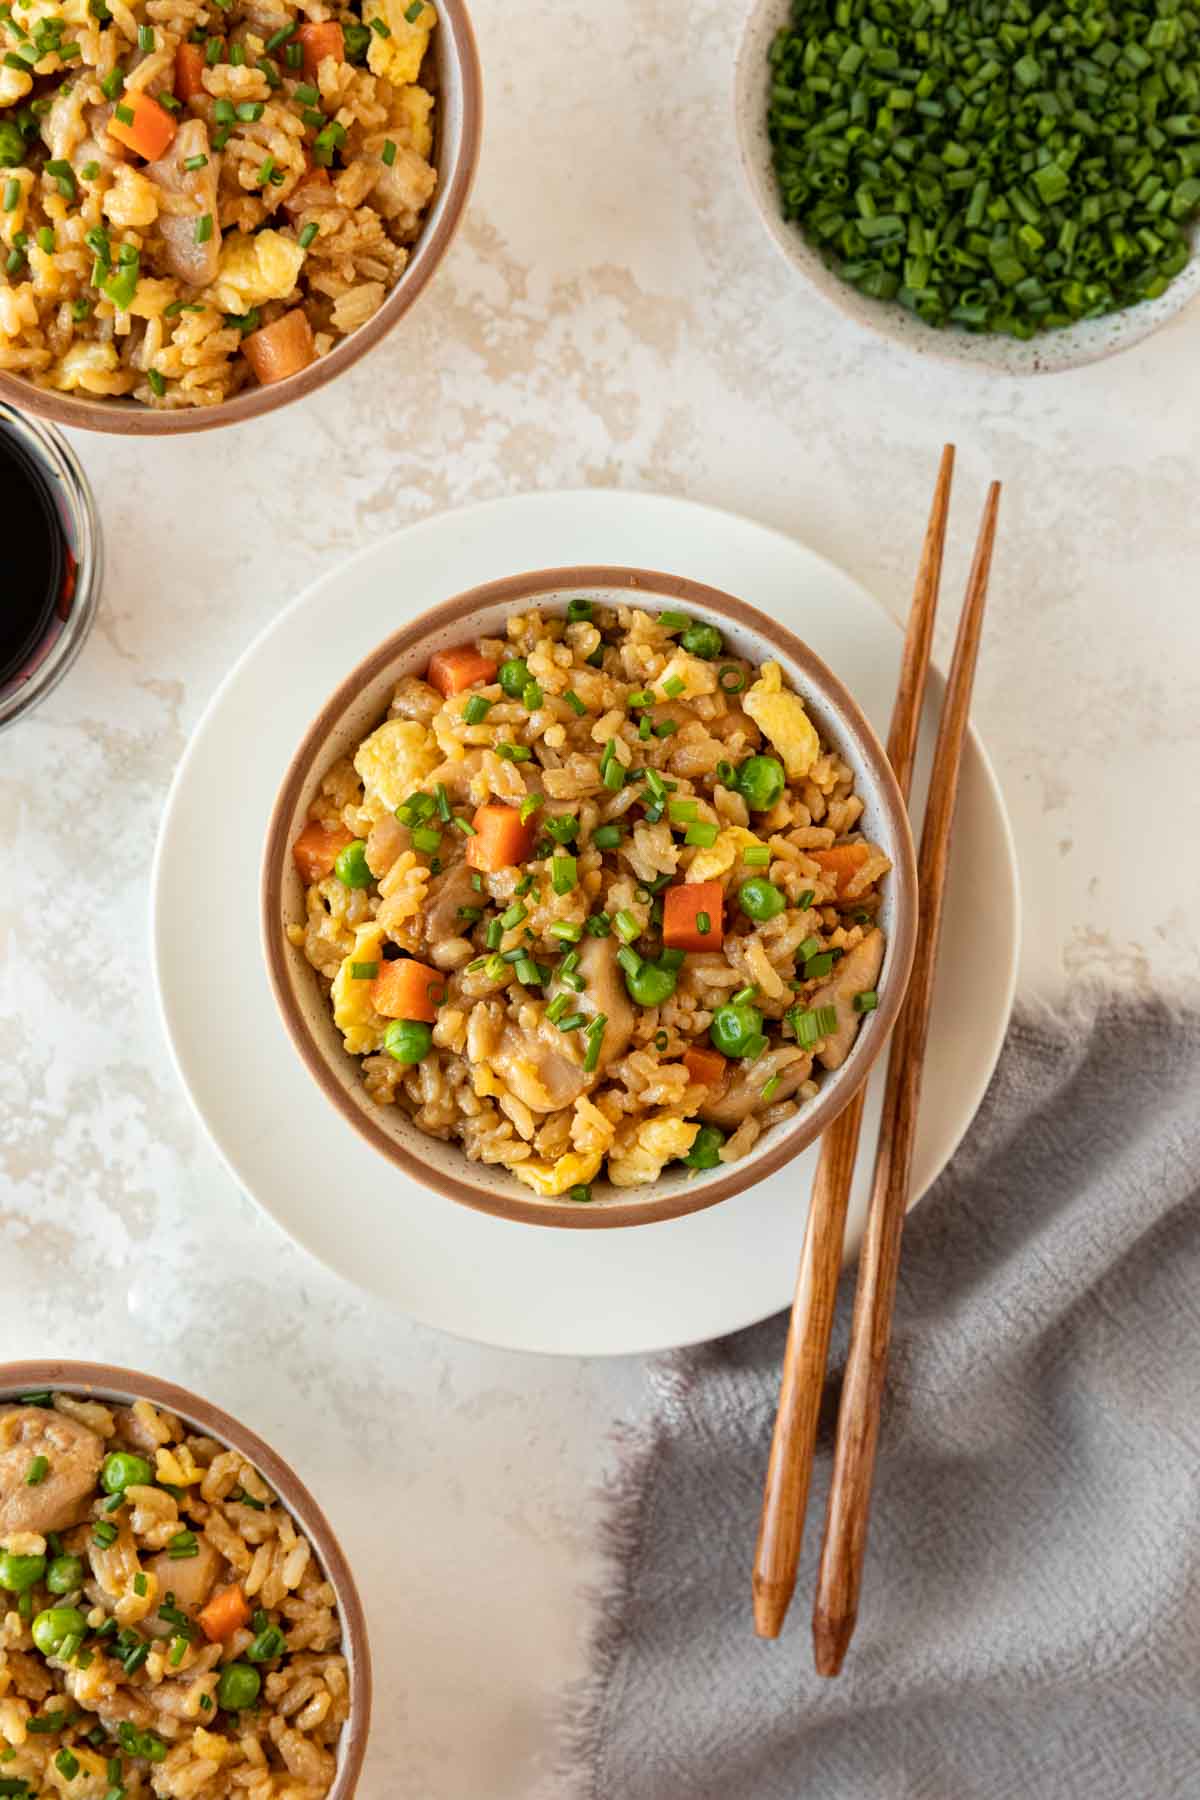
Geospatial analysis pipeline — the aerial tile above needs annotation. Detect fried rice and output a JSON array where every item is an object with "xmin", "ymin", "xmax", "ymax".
[
  {"xmin": 0, "ymin": 0, "xmax": 437, "ymax": 407},
  {"xmin": 0, "ymin": 1392, "xmax": 348, "ymax": 1798},
  {"xmin": 288, "ymin": 599, "xmax": 893, "ymax": 1198}
]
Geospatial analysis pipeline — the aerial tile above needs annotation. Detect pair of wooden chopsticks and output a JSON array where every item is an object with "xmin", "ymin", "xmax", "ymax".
[{"xmin": 752, "ymin": 445, "xmax": 1001, "ymax": 1673}]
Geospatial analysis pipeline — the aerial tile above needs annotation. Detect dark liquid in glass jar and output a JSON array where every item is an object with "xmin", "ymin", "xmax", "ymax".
[{"xmin": 1, "ymin": 426, "xmax": 68, "ymax": 689}]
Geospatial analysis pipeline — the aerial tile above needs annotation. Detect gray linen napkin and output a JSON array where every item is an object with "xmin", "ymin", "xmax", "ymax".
[{"xmin": 564, "ymin": 997, "xmax": 1200, "ymax": 1800}]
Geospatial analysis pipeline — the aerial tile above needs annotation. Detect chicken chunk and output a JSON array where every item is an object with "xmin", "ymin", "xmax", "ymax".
[
  {"xmin": 699, "ymin": 1045, "xmax": 812, "ymax": 1129},
  {"xmin": 143, "ymin": 1538, "xmax": 222, "ymax": 1634},
  {"xmin": 423, "ymin": 858, "xmax": 478, "ymax": 945},
  {"xmin": 0, "ymin": 1407, "xmax": 104, "ymax": 1536},
  {"xmin": 145, "ymin": 119, "xmax": 221, "ymax": 286},
  {"xmin": 492, "ymin": 1019, "xmax": 588, "ymax": 1115},
  {"xmin": 575, "ymin": 935, "xmax": 634, "ymax": 1072},
  {"xmin": 807, "ymin": 929, "xmax": 886, "ymax": 1070}
]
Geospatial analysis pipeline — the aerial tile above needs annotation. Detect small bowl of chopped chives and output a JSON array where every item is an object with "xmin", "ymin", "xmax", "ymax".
[
  {"xmin": 735, "ymin": 0, "xmax": 1200, "ymax": 372},
  {"xmin": 262, "ymin": 567, "xmax": 917, "ymax": 1230}
]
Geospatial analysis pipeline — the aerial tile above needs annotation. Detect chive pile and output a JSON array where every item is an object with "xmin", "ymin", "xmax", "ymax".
[{"xmin": 768, "ymin": 0, "xmax": 1200, "ymax": 336}]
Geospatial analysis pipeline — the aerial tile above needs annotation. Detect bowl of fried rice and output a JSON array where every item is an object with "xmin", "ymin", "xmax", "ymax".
[
  {"xmin": 0, "ymin": 0, "xmax": 480, "ymax": 430},
  {"xmin": 0, "ymin": 1361, "xmax": 369, "ymax": 1798},
  {"xmin": 262, "ymin": 567, "xmax": 918, "ymax": 1228}
]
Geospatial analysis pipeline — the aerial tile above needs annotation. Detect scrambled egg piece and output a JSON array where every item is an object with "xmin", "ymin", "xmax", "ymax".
[
  {"xmin": 48, "ymin": 340, "xmax": 128, "ymax": 394},
  {"xmin": 608, "ymin": 1117, "xmax": 699, "ymax": 1188},
  {"xmin": 0, "ymin": 65, "xmax": 32, "ymax": 104},
  {"xmin": 743, "ymin": 661, "xmax": 820, "ymax": 781},
  {"xmin": 207, "ymin": 229, "xmax": 304, "ymax": 313},
  {"xmin": 353, "ymin": 719, "xmax": 440, "ymax": 819},
  {"xmin": 393, "ymin": 83, "xmax": 434, "ymax": 158},
  {"xmin": 685, "ymin": 824, "xmax": 765, "ymax": 885},
  {"xmin": 511, "ymin": 1149, "xmax": 603, "ymax": 1199},
  {"xmin": 365, "ymin": 0, "xmax": 435, "ymax": 85},
  {"xmin": 332, "ymin": 924, "xmax": 390, "ymax": 1055},
  {"xmin": 653, "ymin": 650, "xmax": 717, "ymax": 703}
]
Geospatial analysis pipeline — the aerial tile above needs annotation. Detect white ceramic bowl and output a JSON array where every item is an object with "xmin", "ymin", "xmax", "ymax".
[
  {"xmin": 733, "ymin": 0, "xmax": 1200, "ymax": 375},
  {"xmin": 262, "ymin": 565, "xmax": 918, "ymax": 1229}
]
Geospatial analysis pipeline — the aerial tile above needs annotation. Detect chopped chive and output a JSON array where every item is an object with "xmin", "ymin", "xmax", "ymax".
[
  {"xmin": 544, "ymin": 813, "xmax": 578, "ymax": 844},
  {"xmin": 602, "ymin": 754, "xmax": 625, "ymax": 792},
  {"xmin": 451, "ymin": 815, "xmax": 476, "ymax": 836},
  {"xmin": 410, "ymin": 825, "xmax": 441, "ymax": 854},
  {"xmin": 167, "ymin": 1530, "xmax": 199, "ymax": 1559},
  {"xmin": 35, "ymin": 226, "xmax": 53, "ymax": 253},
  {"xmin": 592, "ymin": 824, "xmax": 622, "ymax": 850},
  {"xmin": 732, "ymin": 985, "xmax": 757, "ymax": 1006},
  {"xmin": 549, "ymin": 920, "xmax": 583, "ymax": 942},
  {"xmin": 797, "ymin": 935, "xmax": 822, "ymax": 962},
  {"xmin": 484, "ymin": 954, "xmax": 506, "ymax": 981},
  {"xmin": 563, "ymin": 690, "xmax": 588, "ymax": 716},
  {"xmin": 55, "ymin": 1752, "xmax": 79, "ymax": 1781},
  {"xmin": 654, "ymin": 1029, "xmax": 669, "ymax": 1051},
  {"xmin": 627, "ymin": 688, "xmax": 654, "ymax": 707},
  {"xmin": 853, "ymin": 989, "xmax": 879, "ymax": 1014},
  {"xmin": 585, "ymin": 912, "xmax": 611, "ymax": 937},
  {"xmin": 113, "ymin": 102, "xmax": 134, "ymax": 125},
  {"xmin": 457, "ymin": 906, "xmax": 483, "ymax": 926},
  {"xmin": 615, "ymin": 944, "xmax": 641, "ymax": 979},
  {"xmin": 213, "ymin": 96, "xmax": 234, "ymax": 121},
  {"xmin": 761, "ymin": 1075, "xmax": 781, "ymax": 1102},
  {"xmin": 517, "ymin": 793, "xmax": 543, "ymax": 826},
  {"xmin": 100, "ymin": 66, "xmax": 124, "ymax": 97},
  {"xmin": 558, "ymin": 1012, "xmax": 588, "ymax": 1032},
  {"xmin": 236, "ymin": 101, "xmax": 264, "ymax": 121},
  {"xmin": 370, "ymin": 11, "xmax": 392, "ymax": 30},
  {"xmin": 137, "ymin": 22, "xmax": 154, "ymax": 48},
  {"xmin": 661, "ymin": 675, "xmax": 685, "ymax": 699},
  {"xmin": 718, "ymin": 666, "xmax": 745, "ymax": 693},
  {"xmin": 496, "ymin": 742, "xmax": 532, "ymax": 762},
  {"xmin": 183, "ymin": 153, "xmax": 209, "ymax": 170},
  {"xmin": 500, "ymin": 901, "xmax": 527, "ymax": 930},
  {"xmin": 93, "ymin": 1520, "xmax": 118, "ymax": 1548},
  {"xmin": 146, "ymin": 368, "xmax": 165, "ymax": 397},
  {"xmin": 695, "ymin": 910, "xmax": 710, "ymax": 936},
  {"xmin": 24, "ymin": 1455, "xmax": 48, "ymax": 1485},
  {"xmin": 545, "ymin": 993, "xmax": 570, "ymax": 1025},
  {"xmin": 715, "ymin": 759, "xmax": 736, "ymax": 786},
  {"xmin": 169, "ymin": 1636, "xmax": 188, "ymax": 1667},
  {"xmin": 685, "ymin": 821, "xmax": 719, "ymax": 848},
  {"xmin": 514, "ymin": 873, "xmax": 534, "ymax": 896},
  {"xmin": 265, "ymin": 20, "xmax": 296, "ymax": 48},
  {"xmin": 133, "ymin": 1573, "xmax": 147, "ymax": 1596},
  {"xmin": 643, "ymin": 768, "xmax": 667, "ymax": 803},
  {"xmin": 565, "ymin": 597, "xmax": 593, "ymax": 622},
  {"xmin": 298, "ymin": 221, "xmax": 319, "ymax": 250},
  {"xmin": 803, "ymin": 952, "xmax": 835, "ymax": 980},
  {"xmin": 742, "ymin": 845, "xmax": 771, "ymax": 867},
  {"xmin": 434, "ymin": 783, "xmax": 452, "ymax": 822},
  {"xmin": 797, "ymin": 889, "xmax": 815, "ymax": 910},
  {"xmin": 256, "ymin": 154, "xmax": 276, "ymax": 186},
  {"xmin": 2, "ymin": 177, "xmax": 19, "ymax": 211},
  {"xmin": 194, "ymin": 212, "xmax": 212, "ymax": 243},
  {"xmin": 466, "ymin": 955, "xmax": 489, "ymax": 973},
  {"xmin": 522, "ymin": 679, "xmax": 543, "ymax": 710},
  {"xmin": 653, "ymin": 719, "xmax": 679, "ymax": 738},
  {"xmin": 205, "ymin": 34, "xmax": 222, "ymax": 61},
  {"xmin": 638, "ymin": 717, "xmax": 651, "ymax": 740},
  {"xmin": 284, "ymin": 38, "xmax": 302, "ymax": 65},
  {"xmin": 381, "ymin": 137, "xmax": 397, "ymax": 166},
  {"xmin": 513, "ymin": 955, "xmax": 541, "ymax": 986},
  {"xmin": 212, "ymin": 124, "xmax": 232, "ymax": 148},
  {"xmin": 349, "ymin": 961, "xmax": 379, "ymax": 980},
  {"xmin": 228, "ymin": 38, "xmax": 244, "ymax": 62},
  {"xmin": 613, "ymin": 909, "xmax": 639, "ymax": 944},
  {"xmin": 583, "ymin": 1015, "xmax": 607, "ymax": 1072},
  {"xmin": 559, "ymin": 969, "xmax": 585, "ymax": 992},
  {"xmin": 102, "ymin": 1492, "xmax": 124, "ymax": 1513},
  {"xmin": 551, "ymin": 855, "xmax": 577, "ymax": 895},
  {"xmin": 559, "ymin": 949, "xmax": 581, "ymax": 976},
  {"xmin": 568, "ymin": 1183, "xmax": 592, "ymax": 1203},
  {"xmin": 293, "ymin": 80, "xmax": 319, "ymax": 103},
  {"xmin": 657, "ymin": 610, "xmax": 690, "ymax": 631},
  {"xmin": 667, "ymin": 797, "xmax": 698, "ymax": 823},
  {"xmin": 463, "ymin": 695, "xmax": 491, "ymax": 725}
]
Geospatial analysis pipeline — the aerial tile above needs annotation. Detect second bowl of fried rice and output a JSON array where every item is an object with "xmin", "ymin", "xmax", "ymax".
[
  {"xmin": 0, "ymin": 1360, "xmax": 369, "ymax": 1799},
  {"xmin": 0, "ymin": 0, "xmax": 480, "ymax": 430},
  {"xmin": 263, "ymin": 566, "xmax": 918, "ymax": 1228}
]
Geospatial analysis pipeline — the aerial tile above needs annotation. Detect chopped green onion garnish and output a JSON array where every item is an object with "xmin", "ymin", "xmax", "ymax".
[
  {"xmin": 146, "ymin": 368, "xmax": 165, "ymax": 397},
  {"xmin": 803, "ymin": 952, "xmax": 835, "ymax": 980},
  {"xmin": 566, "ymin": 597, "xmax": 593, "ymax": 622},
  {"xmin": 194, "ymin": 212, "xmax": 213, "ymax": 244},
  {"xmin": 167, "ymin": 1530, "xmax": 199, "ymax": 1559},
  {"xmin": 113, "ymin": 102, "xmax": 134, "ymax": 125},
  {"xmin": 551, "ymin": 855, "xmax": 577, "ymax": 895},
  {"xmin": 568, "ymin": 1183, "xmax": 592, "ymax": 1203},
  {"xmin": 685, "ymin": 821, "xmax": 719, "ymax": 847},
  {"xmin": 658, "ymin": 611, "xmax": 690, "ymax": 631},
  {"xmin": 638, "ymin": 717, "xmax": 652, "ymax": 740},
  {"xmin": 169, "ymin": 1635, "xmax": 188, "ymax": 1667},
  {"xmin": 213, "ymin": 97, "xmax": 235, "ymax": 121},
  {"xmin": 284, "ymin": 38, "xmax": 302, "ymax": 65},
  {"xmin": 133, "ymin": 1572, "xmax": 148, "ymax": 1596},
  {"xmin": 549, "ymin": 919, "xmax": 582, "ymax": 942},
  {"xmin": 433, "ymin": 783, "xmax": 452, "ymax": 822},
  {"xmin": 797, "ymin": 889, "xmax": 815, "ymax": 910},
  {"xmin": 496, "ymin": 742, "xmax": 532, "ymax": 762},
  {"xmin": 451, "ymin": 815, "xmax": 476, "ymax": 836},
  {"xmin": 654, "ymin": 1029, "xmax": 669, "ymax": 1051},
  {"xmin": 380, "ymin": 136, "xmax": 397, "ymax": 166},
  {"xmin": 718, "ymin": 666, "xmax": 745, "ymax": 693},
  {"xmin": 761, "ymin": 1075, "xmax": 781, "ymax": 1102},
  {"xmin": 55, "ymin": 1751, "xmax": 79, "ymax": 1781},
  {"xmin": 522, "ymin": 679, "xmax": 543, "ymax": 710},
  {"xmin": 265, "ymin": 20, "xmax": 296, "ymax": 48},
  {"xmin": 183, "ymin": 153, "xmax": 209, "ymax": 171},
  {"xmin": 371, "ymin": 11, "xmax": 392, "ymax": 30},
  {"xmin": 742, "ymin": 845, "xmax": 771, "ymax": 867},
  {"xmin": 463, "ymin": 695, "xmax": 491, "ymax": 725},
  {"xmin": 298, "ymin": 221, "xmax": 319, "ymax": 250},
  {"xmin": 93, "ymin": 1520, "xmax": 118, "ymax": 1547},
  {"xmin": 695, "ymin": 910, "xmax": 710, "ymax": 936},
  {"xmin": 653, "ymin": 719, "xmax": 678, "ymax": 738},
  {"xmin": 613, "ymin": 909, "xmax": 639, "ymax": 944},
  {"xmin": 731, "ymin": 985, "xmax": 757, "ymax": 1006},
  {"xmin": 35, "ymin": 226, "xmax": 54, "ymax": 253},
  {"xmin": 661, "ymin": 676, "xmax": 685, "ymax": 699},
  {"xmin": 592, "ymin": 824, "xmax": 622, "ymax": 849},
  {"xmin": 137, "ymin": 22, "xmax": 154, "ymax": 48},
  {"xmin": 500, "ymin": 901, "xmax": 527, "ymax": 930},
  {"xmin": 853, "ymin": 989, "xmax": 879, "ymax": 1014},
  {"xmin": 228, "ymin": 38, "xmax": 245, "ymax": 62},
  {"xmin": 667, "ymin": 798, "xmax": 698, "ymax": 823},
  {"xmin": 100, "ymin": 66, "xmax": 123, "ymax": 97},
  {"xmin": 204, "ymin": 34, "xmax": 222, "ymax": 62},
  {"xmin": 294, "ymin": 81, "xmax": 319, "ymax": 103},
  {"xmin": 514, "ymin": 873, "xmax": 534, "ymax": 896},
  {"xmin": 519, "ymin": 793, "xmax": 542, "ymax": 824},
  {"xmin": 458, "ymin": 906, "xmax": 483, "ymax": 926},
  {"xmin": 545, "ymin": 993, "xmax": 571, "ymax": 1024},
  {"xmin": 236, "ymin": 101, "xmax": 264, "ymax": 121},
  {"xmin": 616, "ymin": 943, "xmax": 641, "ymax": 979},
  {"xmin": 563, "ymin": 690, "xmax": 588, "ymax": 716},
  {"xmin": 410, "ymin": 825, "xmax": 442, "ymax": 854},
  {"xmin": 2, "ymin": 178, "xmax": 19, "ymax": 211},
  {"xmin": 349, "ymin": 961, "xmax": 379, "ymax": 980},
  {"xmin": 484, "ymin": 954, "xmax": 506, "ymax": 981},
  {"xmin": 797, "ymin": 935, "xmax": 821, "ymax": 961},
  {"xmin": 25, "ymin": 1455, "xmax": 48, "ymax": 1485},
  {"xmin": 583, "ymin": 1015, "xmax": 607, "ymax": 1072},
  {"xmin": 627, "ymin": 688, "xmax": 654, "ymax": 707},
  {"xmin": 513, "ymin": 955, "xmax": 542, "ymax": 986},
  {"xmin": 585, "ymin": 912, "xmax": 611, "ymax": 937}
]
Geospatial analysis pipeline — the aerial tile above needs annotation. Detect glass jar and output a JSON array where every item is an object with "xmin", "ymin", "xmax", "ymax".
[{"xmin": 0, "ymin": 403, "xmax": 103, "ymax": 733}]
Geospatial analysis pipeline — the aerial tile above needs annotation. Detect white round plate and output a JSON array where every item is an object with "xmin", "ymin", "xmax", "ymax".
[{"xmin": 152, "ymin": 489, "xmax": 1020, "ymax": 1357}]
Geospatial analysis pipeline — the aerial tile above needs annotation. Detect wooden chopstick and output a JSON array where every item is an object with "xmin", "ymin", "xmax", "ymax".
[
  {"xmin": 812, "ymin": 479, "xmax": 1002, "ymax": 1678},
  {"xmin": 751, "ymin": 445, "xmax": 956, "ymax": 1641}
]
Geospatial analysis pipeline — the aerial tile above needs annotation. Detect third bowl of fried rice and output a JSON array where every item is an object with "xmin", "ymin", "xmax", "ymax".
[{"xmin": 262, "ymin": 566, "xmax": 918, "ymax": 1228}]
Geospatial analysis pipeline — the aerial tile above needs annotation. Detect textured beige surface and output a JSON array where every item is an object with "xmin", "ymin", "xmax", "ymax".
[{"xmin": 2, "ymin": 0, "xmax": 1199, "ymax": 1789}]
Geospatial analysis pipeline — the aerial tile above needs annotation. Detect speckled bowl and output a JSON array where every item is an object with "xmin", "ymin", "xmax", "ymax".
[
  {"xmin": 734, "ymin": 0, "xmax": 1200, "ymax": 375},
  {"xmin": 0, "ymin": 0, "xmax": 481, "ymax": 436},
  {"xmin": 262, "ymin": 565, "xmax": 918, "ymax": 1229},
  {"xmin": 0, "ymin": 1360, "xmax": 371, "ymax": 1797}
]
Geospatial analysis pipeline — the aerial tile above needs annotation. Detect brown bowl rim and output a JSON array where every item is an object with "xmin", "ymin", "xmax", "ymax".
[
  {"xmin": 0, "ymin": 0, "xmax": 482, "ymax": 437},
  {"xmin": 261, "ymin": 564, "xmax": 918, "ymax": 1229},
  {"xmin": 0, "ymin": 1359, "xmax": 371, "ymax": 1797}
]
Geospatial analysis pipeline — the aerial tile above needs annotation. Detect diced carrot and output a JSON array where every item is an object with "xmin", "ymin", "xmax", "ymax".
[
  {"xmin": 292, "ymin": 820, "xmax": 353, "ymax": 884},
  {"xmin": 684, "ymin": 1046, "xmax": 727, "ymax": 1089},
  {"xmin": 297, "ymin": 20, "xmax": 344, "ymax": 75},
  {"xmin": 242, "ymin": 309, "xmax": 316, "ymax": 386},
  {"xmin": 370, "ymin": 957, "xmax": 445, "ymax": 1024},
  {"xmin": 663, "ymin": 880, "xmax": 725, "ymax": 953},
  {"xmin": 467, "ymin": 810, "xmax": 536, "ymax": 878},
  {"xmin": 465, "ymin": 803, "xmax": 536, "ymax": 875},
  {"xmin": 174, "ymin": 41, "xmax": 206, "ymax": 103},
  {"xmin": 426, "ymin": 645, "xmax": 499, "ymax": 698},
  {"xmin": 107, "ymin": 90, "xmax": 177, "ymax": 161},
  {"xmin": 810, "ymin": 843, "xmax": 872, "ymax": 898},
  {"xmin": 198, "ymin": 1585, "xmax": 251, "ymax": 1644}
]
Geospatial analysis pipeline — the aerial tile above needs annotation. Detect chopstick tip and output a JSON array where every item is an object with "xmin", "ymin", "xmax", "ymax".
[
  {"xmin": 752, "ymin": 1580, "xmax": 793, "ymax": 1641},
  {"xmin": 811, "ymin": 1609, "xmax": 853, "ymax": 1678}
]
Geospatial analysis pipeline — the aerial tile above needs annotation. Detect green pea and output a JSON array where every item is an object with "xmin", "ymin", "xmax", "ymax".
[
  {"xmin": 333, "ymin": 839, "xmax": 372, "ymax": 889},
  {"xmin": 217, "ymin": 1662, "xmax": 262, "ymax": 1711},
  {"xmin": 383, "ymin": 1018, "xmax": 433, "ymax": 1064},
  {"xmin": 45, "ymin": 1554, "xmax": 85, "ymax": 1595},
  {"xmin": 342, "ymin": 20, "xmax": 371, "ymax": 59},
  {"xmin": 709, "ymin": 1001, "xmax": 764, "ymax": 1058},
  {"xmin": 498, "ymin": 658, "xmax": 531, "ymax": 699},
  {"xmin": 680, "ymin": 622, "xmax": 723, "ymax": 661},
  {"xmin": 623, "ymin": 959, "xmax": 678, "ymax": 1008},
  {"xmin": 735, "ymin": 754, "xmax": 786, "ymax": 813},
  {"xmin": 0, "ymin": 121, "xmax": 25, "ymax": 167},
  {"xmin": 0, "ymin": 1551, "xmax": 46, "ymax": 1593},
  {"xmin": 684, "ymin": 1125, "xmax": 726, "ymax": 1170},
  {"xmin": 101, "ymin": 1451, "xmax": 154, "ymax": 1494},
  {"xmin": 737, "ymin": 877, "xmax": 786, "ymax": 922},
  {"xmin": 31, "ymin": 1605, "xmax": 87, "ymax": 1657}
]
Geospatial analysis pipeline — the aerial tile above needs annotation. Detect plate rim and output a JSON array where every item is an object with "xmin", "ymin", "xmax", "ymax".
[{"xmin": 150, "ymin": 486, "xmax": 1022, "ymax": 1356}]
